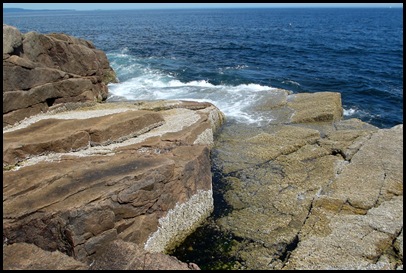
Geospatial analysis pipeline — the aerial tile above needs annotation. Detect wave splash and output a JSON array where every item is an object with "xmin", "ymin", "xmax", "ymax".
[{"xmin": 107, "ymin": 50, "xmax": 280, "ymax": 125}]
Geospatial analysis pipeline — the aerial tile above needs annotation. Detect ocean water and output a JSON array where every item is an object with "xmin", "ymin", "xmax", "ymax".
[{"xmin": 3, "ymin": 8, "xmax": 403, "ymax": 128}]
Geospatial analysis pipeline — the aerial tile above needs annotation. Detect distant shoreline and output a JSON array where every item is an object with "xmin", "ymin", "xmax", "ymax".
[
  {"xmin": 3, "ymin": 6, "xmax": 402, "ymax": 13},
  {"xmin": 3, "ymin": 8, "xmax": 76, "ymax": 12}
]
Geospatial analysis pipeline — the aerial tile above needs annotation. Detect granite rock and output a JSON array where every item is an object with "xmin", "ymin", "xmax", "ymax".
[
  {"xmin": 3, "ymin": 24, "xmax": 118, "ymax": 127},
  {"xmin": 211, "ymin": 91, "xmax": 403, "ymax": 270}
]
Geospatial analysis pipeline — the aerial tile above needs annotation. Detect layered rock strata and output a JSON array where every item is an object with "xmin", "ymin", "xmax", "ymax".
[
  {"xmin": 3, "ymin": 24, "xmax": 117, "ymax": 128},
  {"xmin": 3, "ymin": 100, "xmax": 225, "ymax": 268}
]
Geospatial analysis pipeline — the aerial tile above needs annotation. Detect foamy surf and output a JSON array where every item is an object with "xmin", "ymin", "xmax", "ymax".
[{"xmin": 107, "ymin": 51, "xmax": 280, "ymax": 125}]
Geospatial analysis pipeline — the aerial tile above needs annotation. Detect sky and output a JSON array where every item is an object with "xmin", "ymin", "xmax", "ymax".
[{"xmin": 2, "ymin": 3, "xmax": 403, "ymax": 11}]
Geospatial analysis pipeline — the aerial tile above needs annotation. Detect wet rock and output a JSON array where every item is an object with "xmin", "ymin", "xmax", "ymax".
[{"xmin": 91, "ymin": 239, "xmax": 200, "ymax": 270}]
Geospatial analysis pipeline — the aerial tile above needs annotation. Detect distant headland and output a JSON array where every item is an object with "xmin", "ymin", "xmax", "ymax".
[{"xmin": 3, "ymin": 8, "xmax": 76, "ymax": 12}]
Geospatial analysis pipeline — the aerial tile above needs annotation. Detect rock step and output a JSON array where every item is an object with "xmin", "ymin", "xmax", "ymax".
[{"xmin": 3, "ymin": 110, "xmax": 164, "ymax": 165}]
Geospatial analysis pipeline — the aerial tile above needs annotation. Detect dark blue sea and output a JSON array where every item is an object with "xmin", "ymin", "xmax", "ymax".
[{"xmin": 3, "ymin": 8, "xmax": 403, "ymax": 128}]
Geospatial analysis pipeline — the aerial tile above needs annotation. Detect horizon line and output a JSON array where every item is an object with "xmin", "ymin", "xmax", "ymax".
[{"xmin": 3, "ymin": 6, "xmax": 403, "ymax": 12}]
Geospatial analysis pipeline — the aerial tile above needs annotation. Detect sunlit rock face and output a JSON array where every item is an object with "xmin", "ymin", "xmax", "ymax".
[{"xmin": 3, "ymin": 24, "xmax": 117, "ymax": 128}]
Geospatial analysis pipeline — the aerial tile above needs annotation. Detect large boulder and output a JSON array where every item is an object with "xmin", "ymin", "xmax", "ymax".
[
  {"xmin": 3, "ymin": 24, "xmax": 23, "ymax": 54},
  {"xmin": 3, "ymin": 24, "xmax": 118, "ymax": 127}
]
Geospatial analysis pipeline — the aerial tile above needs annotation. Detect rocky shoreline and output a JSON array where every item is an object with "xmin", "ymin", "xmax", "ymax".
[
  {"xmin": 3, "ymin": 24, "xmax": 403, "ymax": 270},
  {"xmin": 171, "ymin": 90, "xmax": 403, "ymax": 270},
  {"xmin": 208, "ymin": 100, "xmax": 402, "ymax": 270},
  {"xmin": 3, "ymin": 24, "xmax": 225, "ymax": 270}
]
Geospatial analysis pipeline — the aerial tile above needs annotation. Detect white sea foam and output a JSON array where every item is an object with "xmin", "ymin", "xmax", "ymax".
[
  {"xmin": 107, "ymin": 52, "xmax": 280, "ymax": 125},
  {"xmin": 282, "ymin": 80, "xmax": 301, "ymax": 86},
  {"xmin": 220, "ymin": 64, "xmax": 249, "ymax": 72},
  {"xmin": 343, "ymin": 108, "xmax": 357, "ymax": 116}
]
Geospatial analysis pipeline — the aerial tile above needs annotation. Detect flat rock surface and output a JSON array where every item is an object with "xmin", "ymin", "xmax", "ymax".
[{"xmin": 208, "ymin": 91, "xmax": 403, "ymax": 270}]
